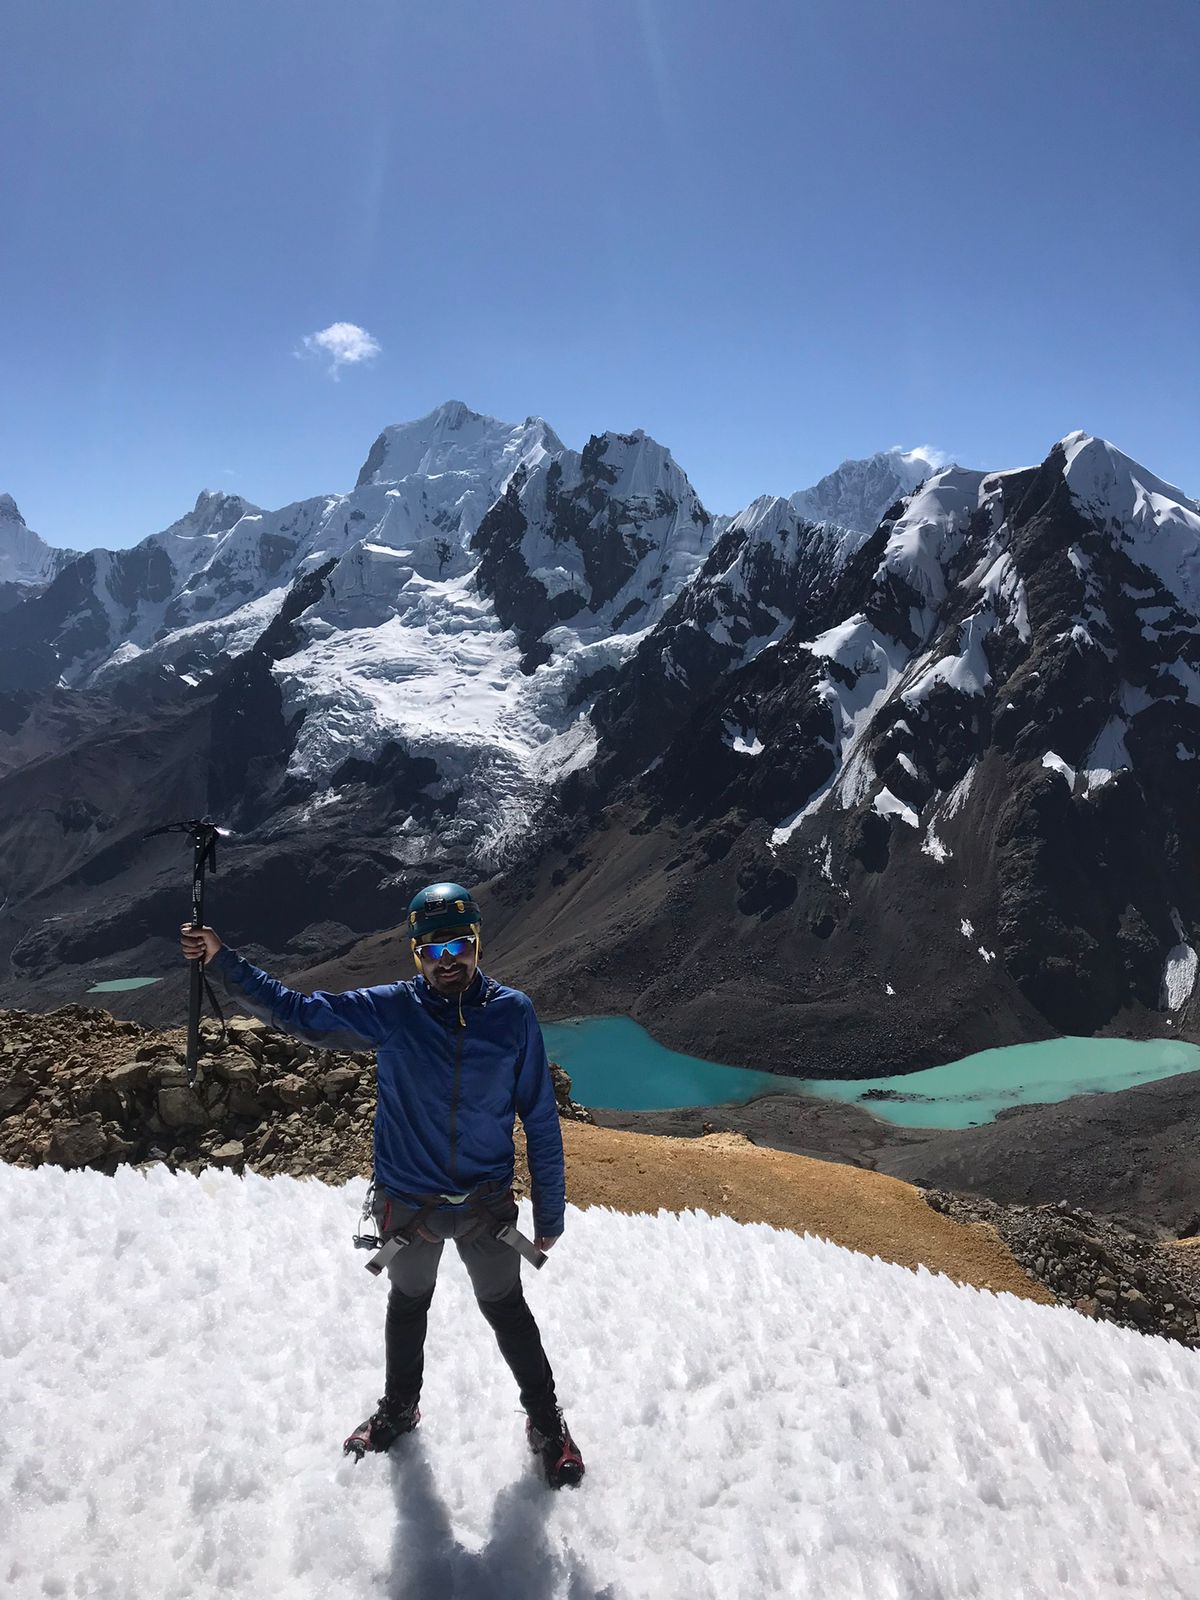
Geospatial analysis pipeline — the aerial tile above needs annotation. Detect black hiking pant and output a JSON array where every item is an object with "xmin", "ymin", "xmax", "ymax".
[{"xmin": 374, "ymin": 1187, "xmax": 559, "ymax": 1430}]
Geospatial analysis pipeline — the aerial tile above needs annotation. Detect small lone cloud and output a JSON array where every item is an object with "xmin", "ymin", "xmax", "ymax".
[
  {"xmin": 297, "ymin": 321, "xmax": 381, "ymax": 379},
  {"xmin": 891, "ymin": 443, "xmax": 950, "ymax": 471}
]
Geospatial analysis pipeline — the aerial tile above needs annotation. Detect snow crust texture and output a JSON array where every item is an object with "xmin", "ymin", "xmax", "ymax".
[{"xmin": 5, "ymin": 1164, "xmax": 1200, "ymax": 1599}]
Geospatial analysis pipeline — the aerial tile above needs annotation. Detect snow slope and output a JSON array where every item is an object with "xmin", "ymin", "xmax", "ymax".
[
  {"xmin": 4, "ymin": 1162, "xmax": 1200, "ymax": 1599},
  {"xmin": 1061, "ymin": 430, "xmax": 1200, "ymax": 616},
  {"xmin": 0, "ymin": 496, "xmax": 77, "ymax": 587},
  {"xmin": 789, "ymin": 447, "xmax": 941, "ymax": 537}
]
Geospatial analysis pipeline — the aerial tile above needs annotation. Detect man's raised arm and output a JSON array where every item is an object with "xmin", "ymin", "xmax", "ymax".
[{"xmin": 181, "ymin": 924, "xmax": 396, "ymax": 1051}]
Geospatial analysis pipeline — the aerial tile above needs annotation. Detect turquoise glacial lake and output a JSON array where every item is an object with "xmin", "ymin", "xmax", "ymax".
[
  {"xmin": 541, "ymin": 1016, "xmax": 1200, "ymax": 1130},
  {"xmin": 86, "ymin": 977, "xmax": 162, "ymax": 994}
]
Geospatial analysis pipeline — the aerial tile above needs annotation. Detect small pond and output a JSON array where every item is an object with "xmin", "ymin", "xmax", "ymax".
[{"xmin": 85, "ymin": 977, "xmax": 162, "ymax": 994}]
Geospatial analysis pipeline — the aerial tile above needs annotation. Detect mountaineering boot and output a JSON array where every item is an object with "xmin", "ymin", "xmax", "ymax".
[
  {"xmin": 525, "ymin": 1406, "xmax": 585, "ymax": 1489},
  {"xmin": 343, "ymin": 1395, "xmax": 420, "ymax": 1461}
]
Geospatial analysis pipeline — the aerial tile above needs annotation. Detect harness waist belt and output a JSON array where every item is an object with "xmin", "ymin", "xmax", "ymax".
[{"xmin": 384, "ymin": 1179, "xmax": 511, "ymax": 1208}]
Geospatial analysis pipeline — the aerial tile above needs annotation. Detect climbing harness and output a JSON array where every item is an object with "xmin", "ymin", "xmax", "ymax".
[{"xmin": 354, "ymin": 1180, "xmax": 548, "ymax": 1275}]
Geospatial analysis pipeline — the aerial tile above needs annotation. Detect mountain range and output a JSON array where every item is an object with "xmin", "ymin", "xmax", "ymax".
[{"xmin": 1, "ymin": 404, "xmax": 1196, "ymax": 1078}]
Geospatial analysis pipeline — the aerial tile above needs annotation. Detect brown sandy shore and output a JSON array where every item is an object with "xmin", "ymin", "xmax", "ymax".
[{"xmin": 515, "ymin": 1120, "xmax": 1057, "ymax": 1307}]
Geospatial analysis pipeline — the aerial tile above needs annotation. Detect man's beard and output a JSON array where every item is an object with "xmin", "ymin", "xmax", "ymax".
[{"xmin": 433, "ymin": 966, "xmax": 470, "ymax": 989}]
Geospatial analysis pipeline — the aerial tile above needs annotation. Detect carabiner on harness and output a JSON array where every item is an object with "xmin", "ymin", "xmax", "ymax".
[{"xmin": 353, "ymin": 1180, "xmax": 383, "ymax": 1251}]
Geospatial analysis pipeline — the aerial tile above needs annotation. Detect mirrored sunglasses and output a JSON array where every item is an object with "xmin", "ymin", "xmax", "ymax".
[{"xmin": 416, "ymin": 934, "xmax": 477, "ymax": 961}]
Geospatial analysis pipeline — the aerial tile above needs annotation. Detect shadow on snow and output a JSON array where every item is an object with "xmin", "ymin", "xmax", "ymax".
[{"xmin": 384, "ymin": 1435, "xmax": 612, "ymax": 1600}]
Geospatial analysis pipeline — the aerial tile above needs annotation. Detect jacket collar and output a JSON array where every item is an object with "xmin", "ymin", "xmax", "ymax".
[{"xmin": 413, "ymin": 969, "xmax": 498, "ymax": 1015}]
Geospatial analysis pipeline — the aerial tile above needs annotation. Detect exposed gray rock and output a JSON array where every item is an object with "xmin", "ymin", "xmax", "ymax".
[
  {"xmin": 46, "ymin": 1115, "xmax": 110, "ymax": 1167},
  {"xmin": 275, "ymin": 1073, "xmax": 319, "ymax": 1109},
  {"xmin": 157, "ymin": 1086, "xmax": 211, "ymax": 1129}
]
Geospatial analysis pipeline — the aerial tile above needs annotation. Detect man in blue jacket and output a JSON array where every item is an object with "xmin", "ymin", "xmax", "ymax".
[{"xmin": 180, "ymin": 880, "xmax": 584, "ymax": 1488}]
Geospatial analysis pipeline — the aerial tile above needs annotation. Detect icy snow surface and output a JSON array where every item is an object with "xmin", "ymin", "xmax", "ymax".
[
  {"xmin": 721, "ymin": 718, "xmax": 763, "ymax": 756},
  {"xmin": 1164, "ymin": 911, "xmax": 1198, "ymax": 1012},
  {"xmin": 873, "ymin": 467, "xmax": 988, "ymax": 614},
  {"xmin": 872, "ymin": 786, "xmax": 919, "ymax": 827},
  {"xmin": 1163, "ymin": 946, "xmax": 1197, "ymax": 1011},
  {"xmin": 1061, "ymin": 432, "xmax": 1200, "ymax": 615},
  {"xmin": 6, "ymin": 1165, "xmax": 1200, "ymax": 1598},
  {"xmin": 1042, "ymin": 751, "xmax": 1076, "ymax": 786}
]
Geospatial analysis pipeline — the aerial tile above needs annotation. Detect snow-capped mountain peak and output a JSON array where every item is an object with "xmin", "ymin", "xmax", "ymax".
[
  {"xmin": 0, "ymin": 495, "xmax": 79, "ymax": 589},
  {"xmin": 1060, "ymin": 430, "xmax": 1197, "ymax": 512},
  {"xmin": 1059, "ymin": 431, "xmax": 1200, "ymax": 615},
  {"xmin": 354, "ymin": 401, "xmax": 565, "ymax": 492},
  {"xmin": 580, "ymin": 427, "xmax": 690, "ymax": 502},
  {"xmin": 789, "ymin": 447, "xmax": 945, "ymax": 536}
]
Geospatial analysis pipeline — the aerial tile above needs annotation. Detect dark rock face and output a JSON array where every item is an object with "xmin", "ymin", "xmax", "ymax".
[
  {"xmin": 584, "ymin": 500, "xmax": 858, "ymax": 792},
  {"xmin": 472, "ymin": 433, "xmax": 713, "ymax": 674},
  {"xmin": 472, "ymin": 469, "xmax": 586, "ymax": 671}
]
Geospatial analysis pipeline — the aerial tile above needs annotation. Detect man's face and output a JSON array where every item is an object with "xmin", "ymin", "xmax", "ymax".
[{"xmin": 416, "ymin": 924, "xmax": 479, "ymax": 996}]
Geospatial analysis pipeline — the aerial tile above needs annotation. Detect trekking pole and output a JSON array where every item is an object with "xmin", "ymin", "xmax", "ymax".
[{"xmin": 143, "ymin": 817, "xmax": 223, "ymax": 1084}]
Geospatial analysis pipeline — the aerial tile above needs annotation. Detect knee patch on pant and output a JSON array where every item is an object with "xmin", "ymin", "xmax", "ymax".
[
  {"xmin": 475, "ymin": 1283, "xmax": 525, "ymax": 1314},
  {"xmin": 388, "ymin": 1283, "xmax": 435, "ymax": 1315}
]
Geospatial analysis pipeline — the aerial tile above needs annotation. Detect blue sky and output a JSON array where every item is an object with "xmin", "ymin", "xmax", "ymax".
[{"xmin": 3, "ymin": 0, "xmax": 1197, "ymax": 550}]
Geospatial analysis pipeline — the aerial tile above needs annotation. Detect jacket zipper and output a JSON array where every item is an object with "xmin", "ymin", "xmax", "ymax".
[{"xmin": 447, "ymin": 1016, "xmax": 466, "ymax": 1182}]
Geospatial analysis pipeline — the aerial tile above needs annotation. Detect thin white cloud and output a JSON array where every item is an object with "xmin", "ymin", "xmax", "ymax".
[
  {"xmin": 891, "ymin": 443, "xmax": 950, "ymax": 470},
  {"xmin": 297, "ymin": 321, "xmax": 381, "ymax": 379}
]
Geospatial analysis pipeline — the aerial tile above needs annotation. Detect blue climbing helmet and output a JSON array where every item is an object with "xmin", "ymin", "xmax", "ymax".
[{"xmin": 407, "ymin": 882, "xmax": 482, "ymax": 970}]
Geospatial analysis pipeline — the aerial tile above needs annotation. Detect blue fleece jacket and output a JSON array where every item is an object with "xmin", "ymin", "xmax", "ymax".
[{"xmin": 211, "ymin": 947, "xmax": 566, "ymax": 1236}]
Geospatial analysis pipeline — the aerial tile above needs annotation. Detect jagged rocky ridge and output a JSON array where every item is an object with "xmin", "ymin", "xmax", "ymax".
[{"xmin": 0, "ymin": 414, "xmax": 1197, "ymax": 1078}]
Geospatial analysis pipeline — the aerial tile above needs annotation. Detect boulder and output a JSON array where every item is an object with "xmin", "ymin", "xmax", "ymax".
[
  {"xmin": 0, "ymin": 1071, "xmax": 38, "ymax": 1118},
  {"xmin": 149, "ymin": 1061, "xmax": 191, "ymax": 1089},
  {"xmin": 71, "ymin": 1080, "xmax": 125, "ymax": 1124},
  {"xmin": 228, "ymin": 1081, "xmax": 270, "ymax": 1120},
  {"xmin": 47, "ymin": 1116, "xmax": 110, "ymax": 1167},
  {"xmin": 212, "ymin": 1050, "xmax": 260, "ymax": 1086},
  {"xmin": 211, "ymin": 1140, "xmax": 245, "ymax": 1171},
  {"xmin": 227, "ymin": 1019, "xmax": 267, "ymax": 1058},
  {"xmin": 228, "ymin": 1017, "xmax": 267, "ymax": 1038},
  {"xmin": 276, "ymin": 1074, "xmax": 319, "ymax": 1110},
  {"xmin": 102, "ymin": 1124, "xmax": 138, "ymax": 1161},
  {"xmin": 104, "ymin": 1059, "xmax": 150, "ymax": 1095},
  {"xmin": 320, "ymin": 1068, "xmax": 359, "ymax": 1101},
  {"xmin": 157, "ymin": 1086, "xmax": 211, "ymax": 1129}
]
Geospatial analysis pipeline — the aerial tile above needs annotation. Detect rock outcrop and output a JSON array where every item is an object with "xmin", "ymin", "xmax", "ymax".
[{"xmin": 0, "ymin": 1006, "xmax": 592, "ymax": 1193}]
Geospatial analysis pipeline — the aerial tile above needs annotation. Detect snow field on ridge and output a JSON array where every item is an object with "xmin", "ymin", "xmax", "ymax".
[{"xmin": 4, "ymin": 1166, "xmax": 1200, "ymax": 1598}]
